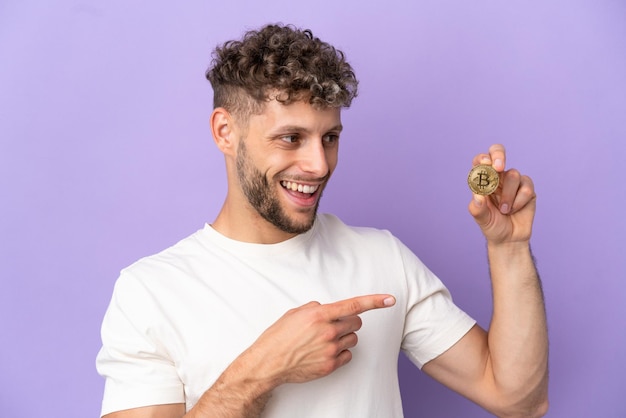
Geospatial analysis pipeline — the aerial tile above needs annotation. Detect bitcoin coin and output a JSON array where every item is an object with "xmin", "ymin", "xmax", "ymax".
[{"xmin": 467, "ymin": 164, "xmax": 499, "ymax": 195}]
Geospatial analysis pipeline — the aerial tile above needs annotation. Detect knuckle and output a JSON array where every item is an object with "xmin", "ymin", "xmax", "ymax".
[
  {"xmin": 519, "ymin": 184, "xmax": 536, "ymax": 200},
  {"xmin": 522, "ymin": 174, "xmax": 535, "ymax": 188},
  {"xmin": 348, "ymin": 300, "xmax": 362, "ymax": 315},
  {"xmin": 320, "ymin": 359, "xmax": 338, "ymax": 375},
  {"xmin": 285, "ymin": 306, "xmax": 299, "ymax": 315},
  {"xmin": 310, "ymin": 308, "xmax": 327, "ymax": 323},
  {"xmin": 323, "ymin": 344, "xmax": 340, "ymax": 358},
  {"xmin": 287, "ymin": 301, "xmax": 320, "ymax": 315},
  {"xmin": 321, "ymin": 327, "xmax": 339, "ymax": 341},
  {"xmin": 506, "ymin": 168, "xmax": 521, "ymax": 180}
]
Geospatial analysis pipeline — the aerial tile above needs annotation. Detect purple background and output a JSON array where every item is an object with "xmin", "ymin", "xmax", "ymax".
[{"xmin": 1, "ymin": 1, "xmax": 625, "ymax": 417}]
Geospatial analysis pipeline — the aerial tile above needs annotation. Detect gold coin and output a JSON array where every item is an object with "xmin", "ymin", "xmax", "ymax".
[{"xmin": 467, "ymin": 164, "xmax": 499, "ymax": 195}]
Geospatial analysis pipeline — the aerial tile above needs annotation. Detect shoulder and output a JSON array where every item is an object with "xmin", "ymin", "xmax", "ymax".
[
  {"xmin": 316, "ymin": 213, "xmax": 432, "ymax": 275},
  {"xmin": 122, "ymin": 226, "xmax": 209, "ymax": 277},
  {"xmin": 314, "ymin": 213, "xmax": 416, "ymax": 264},
  {"xmin": 315, "ymin": 213, "xmax": 413, "ymax": 255},
  {"xmin": 110, "ymin": 226, "xmax": 213, "ymax": 300},
  {"xmin": 316, "ymin": 213, "xmax": 397, "ymax": 242}
]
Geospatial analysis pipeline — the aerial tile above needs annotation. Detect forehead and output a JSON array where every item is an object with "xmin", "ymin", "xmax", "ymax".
[{"xmin": 248, "ymin": 99, "xmax": 342, "ymax": 132}]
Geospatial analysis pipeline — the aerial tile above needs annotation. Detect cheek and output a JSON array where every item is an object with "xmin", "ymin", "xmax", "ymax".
[
  {"xmin": 327, "ymin": 148, "xmax": 339, "ymax": 172},
  {"xmin": 264, "ymin": 154, "xmax": 290, "ymax": 177}
]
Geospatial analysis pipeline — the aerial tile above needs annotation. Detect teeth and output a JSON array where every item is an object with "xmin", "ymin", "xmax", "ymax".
[{"xmin": 281, "ymin": 181, "xmax": 319, "ymax": 194}]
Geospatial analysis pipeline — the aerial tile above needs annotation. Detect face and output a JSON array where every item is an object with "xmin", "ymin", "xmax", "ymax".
[{"xmin": 234, "ymin": 100, "xmax": 342, "ymax": 235}]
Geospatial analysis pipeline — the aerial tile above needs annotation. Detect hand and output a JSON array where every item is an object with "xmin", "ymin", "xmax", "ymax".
[
  {"xmin": 242, "ymin": 294, "xmax": 396, "ymax": 387},
  {"xmin": 468, "ymin": 144, "xmax": 536, "ymax": 245}
]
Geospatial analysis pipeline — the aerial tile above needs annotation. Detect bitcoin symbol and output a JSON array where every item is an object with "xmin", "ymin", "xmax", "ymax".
[
  {"xmin": 467, "ymin": 165, "xmax": 499, "ymax": 195},
  {"xmin": 477, "ymin": 172, "xmax": 490, "ymax": 188}
]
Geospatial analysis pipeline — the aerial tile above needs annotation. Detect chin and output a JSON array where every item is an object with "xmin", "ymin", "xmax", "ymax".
[{"xmin": 273, "ymin": 211, "xmax": 317, "ymax": 234}]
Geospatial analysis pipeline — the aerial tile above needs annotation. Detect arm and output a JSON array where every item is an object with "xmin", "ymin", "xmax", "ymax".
[
  {"xmin": 422, "ymin": 145, "xmax": 548, "ymax": 417},
  {"xmin": 104, "ymin": 294, "xmax": 396, "ymax": 418}
]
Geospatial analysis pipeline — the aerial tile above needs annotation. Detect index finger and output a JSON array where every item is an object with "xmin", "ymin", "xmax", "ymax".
[
  {"xmin": 323, "ymin": 294, "xmax": 396, "ymax": 320},
  {"xmin": 471, "ymin": 144, "xmax": 507, "ymax": 172}
]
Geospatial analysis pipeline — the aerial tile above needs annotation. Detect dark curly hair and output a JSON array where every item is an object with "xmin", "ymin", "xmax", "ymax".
[{"xmin": 206, "ymin": 24, "xmax": 358, "ymax": 122}]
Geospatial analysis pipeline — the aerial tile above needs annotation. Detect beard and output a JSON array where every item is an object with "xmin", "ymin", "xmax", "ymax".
[{"xmin": 236, "ymin": 140, "xmax": 322, "ymax": 234}]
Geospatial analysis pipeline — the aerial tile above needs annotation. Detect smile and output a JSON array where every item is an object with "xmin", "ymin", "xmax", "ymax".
[{"xmin": 280, "ymin": 181, "xmax": 320, "ymax": 194}]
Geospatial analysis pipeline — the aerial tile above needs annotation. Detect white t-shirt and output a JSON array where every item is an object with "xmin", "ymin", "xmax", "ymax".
[{"xmin": 96, "ymin": 214, "xmax": 475, "ymax": 417}]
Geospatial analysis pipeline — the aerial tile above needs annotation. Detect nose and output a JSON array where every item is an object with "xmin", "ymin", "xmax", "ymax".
[{"xmin": 299, "ymin": 140, "xmax": 331, "ymax": 178}]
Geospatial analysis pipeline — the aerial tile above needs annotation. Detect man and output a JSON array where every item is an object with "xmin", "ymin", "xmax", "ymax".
[{"xmin": 97, "ymin": 24, "xmax": 548, "ymax": 417}]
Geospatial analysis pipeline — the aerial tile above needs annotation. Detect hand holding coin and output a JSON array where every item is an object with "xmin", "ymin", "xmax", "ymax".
[
  {"xmin": 467, "ymin": 144, "xmax": 537, "ymax": 244},
  {"xmin": 467, "ymin": 165, "xmax": 499, "ymax": 195}
]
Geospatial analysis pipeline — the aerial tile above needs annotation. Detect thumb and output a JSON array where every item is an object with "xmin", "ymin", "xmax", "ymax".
[{"xmin": 468, "ymin": 194, "xmax": 492, "ymax": 228}]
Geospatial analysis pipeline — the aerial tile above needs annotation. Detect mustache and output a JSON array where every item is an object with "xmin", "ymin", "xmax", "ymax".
[{"xmin": 275, "ymin": 171, "xmax": 331, "ymax": 184}]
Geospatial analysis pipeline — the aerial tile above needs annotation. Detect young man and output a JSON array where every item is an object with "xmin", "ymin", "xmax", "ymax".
[{"xmin": 97, "ymin": 24, "xmax": 548, "ymax": 417}]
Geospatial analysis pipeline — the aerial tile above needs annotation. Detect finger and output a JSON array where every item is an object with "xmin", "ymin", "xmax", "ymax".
[
  {"xmin": 468, "ymin": 193, "xmax": 493, "ymax": 228},
  {"xmin": 338, "ymin": 331, "xmax": 359, "ymax": 351},
  {"xmin": 498, "ymin": 169, "xmax": 521, "ymax": 214},
  {"xmin": 324, "ymin": 294, "xmax": 396, "ymax": 320},
  {"xmin": 470, "ymin": 144, "xmax": 506, "ymax": 170},
  {"xmin": 333, "ymin": 315, "xmax": 363, "ymax": 337},
  {"xmin": 335, "ymin": 348, "xmax": 353, "ymax": 368},
  {"xmin": 488, "ymin": 144, "xmax": 506, "ymax": 172},
  {"xmin": 334, "ymin": 332, "xmax": 359, "ymax": 368},
  {"xmin": 471, "ymin": 153, "xmax": 492, "ymax": 167},
  {"xmin": 510, "ymin": 174, "xmax": 536, "ymax": 213}
]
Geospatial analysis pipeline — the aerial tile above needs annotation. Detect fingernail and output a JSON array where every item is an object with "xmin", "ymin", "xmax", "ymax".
[
  {"xmin": 383, "ymin": 296, "xmax": 396, "ymax": 307},
  {"xmin": 494, "ymin": 159, "xmax": 504, "ymax": 170},
  {"xmin": 474, "ymin": 195, "xmax": 483, "ymax": 207},
  {"xmin": 500, "ymin": 203, "xmax": 509, "ymax": 214}
]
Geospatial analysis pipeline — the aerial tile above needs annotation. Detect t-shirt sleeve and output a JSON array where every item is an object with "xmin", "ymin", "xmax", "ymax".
[
  {"xmin": 96, "ymin": 272, "xmax": 185, "ymax": 417},
  {"xmin": 397, "ymin": 241, "xmax": 476, "ymax": 369}
]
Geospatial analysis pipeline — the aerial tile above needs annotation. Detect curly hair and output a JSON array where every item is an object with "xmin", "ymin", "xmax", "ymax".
[{"xmin": 206, "ymin": 24, "xmax": 358, "ymax": 122}]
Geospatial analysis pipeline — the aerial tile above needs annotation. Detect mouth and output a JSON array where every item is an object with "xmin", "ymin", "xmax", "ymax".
[{"xmin": 280, "ymin": 180, "xmax": 320, "ymax": 196}]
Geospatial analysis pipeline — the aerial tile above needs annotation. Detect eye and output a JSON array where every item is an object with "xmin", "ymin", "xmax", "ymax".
[
  {"xmin": 280, "ymin": 134, "xmax": 299, "ymax": 144},
  {"xmin": 323, "ymin": 133, "xmax": 340, "ymax": 145}
]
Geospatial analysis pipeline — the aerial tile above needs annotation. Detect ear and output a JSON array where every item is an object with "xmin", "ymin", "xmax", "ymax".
[{"xmin": 210, "ymin": 107, "xmax": 237, "ymax": 156}]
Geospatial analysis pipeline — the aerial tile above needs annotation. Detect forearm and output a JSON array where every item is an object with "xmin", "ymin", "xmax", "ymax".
[
  {"xmin": 183, "ymin": 294, "xmax": 394, "ymax": 418},
  {"xmin": 486, "ymin": 241, "xmax": 548, "ymax": 410},
  {"xmin": 185, "ymin": 384, "xmax": 271, "ymax": 418},
  {"xmin": 184, "ymin": 353, "xmax": 276, "ymax": 418}
]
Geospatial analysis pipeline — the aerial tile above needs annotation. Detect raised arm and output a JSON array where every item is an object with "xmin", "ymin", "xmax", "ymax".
[
  {"xmin": 422, "ymin": 144, "xmax": 549, "ymax": 417},
  {"xmin": 104, "ymin": 294, "xmax": 396, "ymax": 418}
]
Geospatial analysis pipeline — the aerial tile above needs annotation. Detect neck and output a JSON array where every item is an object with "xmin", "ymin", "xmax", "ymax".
[{"xmin": 211, "ymin": 201, "xmax": 299, "ymax": 244}]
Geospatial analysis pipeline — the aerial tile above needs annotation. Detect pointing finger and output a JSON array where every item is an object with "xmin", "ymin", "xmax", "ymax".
[{"xmin": 323, "ymin": 294, "xmax": 396, "ymax": 320}]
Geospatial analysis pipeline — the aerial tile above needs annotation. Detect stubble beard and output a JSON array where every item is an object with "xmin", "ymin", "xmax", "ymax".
[{"xmin": 236, "ymin": 140, "xmax": 321, "ymax": 234}]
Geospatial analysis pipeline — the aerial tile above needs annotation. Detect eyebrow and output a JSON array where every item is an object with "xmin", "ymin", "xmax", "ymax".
[{"xmin": 269, "ymin": 124, "xmax": 344, "ymax": 136}]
